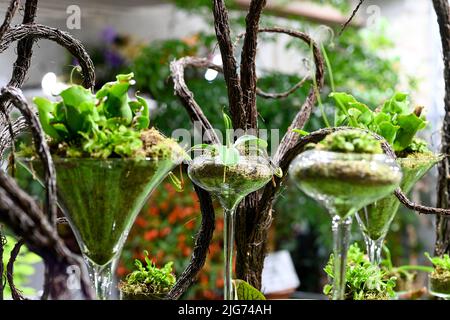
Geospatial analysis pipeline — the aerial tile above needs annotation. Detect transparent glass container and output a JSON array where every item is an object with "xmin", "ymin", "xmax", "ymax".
[
  {"xmin": 356, "ymin": 154, "xmax": 443, "ymax": 265},
  {"xmin": 19, "ymin": 157, "xmax": 178, "ymax": 300},
  {"xmin": 429, "ymin": 274, "xmax": 450, "ymax": 300},
  {"xmin": 188, "ymin": 150, "xmax": 276, "ymax": 300},
  {"xmin": 289, "ymin": 150, "xmax": 402, "ymax": 300}
]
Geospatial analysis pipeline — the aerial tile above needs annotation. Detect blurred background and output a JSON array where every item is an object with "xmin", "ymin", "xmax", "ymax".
[{"xmin": 0, "ymin": 0, "xmax": 445, "ymax": 299}]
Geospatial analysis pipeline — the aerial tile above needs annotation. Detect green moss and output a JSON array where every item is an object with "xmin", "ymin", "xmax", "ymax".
[
  {"xmin": 316, "ymin": 130, "xmax": 383, "ymax": 154},
  {"xmin": 358, "ymin": 152, "xmax": 442, "ymax": 241}
]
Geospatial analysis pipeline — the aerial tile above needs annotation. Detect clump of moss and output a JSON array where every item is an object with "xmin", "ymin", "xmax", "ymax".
[
  {"xmin": 425, "ymin": 252, "xmax": 450, "ymax": 296},
  {"xmin": 119, "ymin": 251, "xmax": 176, "ymax": 300},
  {"xmin": 324, "ymin": 243, "xmax": 396, "ymax": 300},
  {"xmin": 315, "ymin": 130, "xmax": 383, "ymax": 154}
]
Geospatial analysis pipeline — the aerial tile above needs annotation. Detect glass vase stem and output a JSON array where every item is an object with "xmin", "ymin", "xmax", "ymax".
[
  {"xmin": 85, "ymin": 258, "xmax": 115, "ymax": 300},
  {"xmin": 223, "ymin": 207, "xmax": 236, "ymax": 300},
  {"xmin": 331, "ymin": 215, "xmax": 353, "ymax": 300},
  {"xmin": 363, "ymin": 235, "xmax": 384, "ymax": 265}
]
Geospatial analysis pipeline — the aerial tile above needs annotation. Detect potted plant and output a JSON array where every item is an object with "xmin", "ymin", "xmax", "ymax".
[
  {"xmin": 329, "ymin": 92, "xmax": 443, "ymax": 265},
  {"xmin": 290, "ymin": 129, "xmax": 402, "ymax": 299},
  {"xmin": 118, "ymin": 251, "xmax": 176, "ymax": 300},
  {"xmin": 187, "ymin": 111, "xmax": 281, "ymax": 300},
  {"xmin": 425, "ymin": 252, "xmax": 450, "ymax": 299},
  {"xmin": 323, "ymin": 243, "xmax": 397, "ymax": 300},
  {"xmin": 17, "ymin": 72, "xmax": 185, "ymax": 299}
]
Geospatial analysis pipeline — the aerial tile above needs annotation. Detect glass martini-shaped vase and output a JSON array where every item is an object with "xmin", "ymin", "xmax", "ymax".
[
  {"xmin": 20, "ymin": 157, "xmax": 178, "ymax": 300},
  {"xmin": 290, "ymin": 150, "xmax": 402, "ymax": 300},
  {"xmin": 188, "ymin": 152, "xmax": 275, "ymax": 300},
  {"xmin": 356, "ymin": 153, "xmax": 443, "ymax": 265}
]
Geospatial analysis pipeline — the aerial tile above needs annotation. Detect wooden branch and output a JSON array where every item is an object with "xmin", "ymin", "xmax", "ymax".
[
  {"xmin": 170, "ymin": 56, "xmax": 221, "ymax": 144},
  {"xmin": 0, "ymin": 226, "xmax": 5, "ymax": 300},
  {"xmin": 6, "ymin": 238, "xmax": 26, "ymax": 300},
  {"xmin": 433, "ymin": 0, "xmax": 450, "ymax": 255},
  {"xmin": 167, "ymin": 185, "xmax": 215, "ymax": 300},
  {"xmin": 0, "ymin": 87, "xmax": 57, "ymax": 226},
  {"xmin": 0, "ymin": 24, "xmax": 95, "ymax": 91},
  {"xmin": 0, "ymin": 0, "xmax": 20, "ymax": 40},
  {"xmin": 266, "ymin": 27, "xmax": 324, "ymax": 165},
  {"xmin": 0, "ymin": 172, "xmax": 94, "ymax": 299},
  {"xmin": 9, "ymin": 0, "xmax": 39, "ymax": 90},
  {"xmin": 212, "ymin": 0, "xmax": 245, "ymax": 129},
  {"xmin": 240, "ymin": 0, "xmax": 267, "ymax": 128},
  {"xmin": 257, "ymin": 73, "xmax": 310, "ymax": 99},
  {"xmin": 0, "ymin": 117, "xmax": 28, "ymax": 158}
]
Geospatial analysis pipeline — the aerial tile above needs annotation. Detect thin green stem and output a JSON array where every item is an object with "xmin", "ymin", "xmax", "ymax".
[{"xmin": 310, "ymin": 44, "xmax": 331, "ymax": 128}]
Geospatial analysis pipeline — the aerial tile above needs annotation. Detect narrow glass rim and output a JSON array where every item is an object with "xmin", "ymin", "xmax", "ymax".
[
  {"xmin": 16, "ymin": 155, "xmax": 182, "ymax": 163},
  {"xmin": 298, "ymin": 149, "xmax": 393, "ymax": 161}
]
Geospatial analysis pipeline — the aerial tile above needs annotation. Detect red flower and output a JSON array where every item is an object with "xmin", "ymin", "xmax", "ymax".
[
  {"xmin": 135, "ymin": 217, "xmax": 147, "ymax": 228},
  {"xmin": 160, "ymin": 226, "xmax": 171, "ymax": 237},
  {"xmin": 144, "ymin": 229, "xmax": 159, "ymax": 241},
  {"xmin": 147, "ymin": 207, "xmax": 159, "ymax": 217}
]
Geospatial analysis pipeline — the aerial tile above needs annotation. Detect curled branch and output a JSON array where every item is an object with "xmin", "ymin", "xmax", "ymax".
[
  {"xmin": 0, "ymin": 87, "xmax": 57, "ymax": 225},
  {"xmin": 170, "ymin": 56, "xmax": 221, "ymax": 144},
  {"xmin": 0, "ymin": 24, "xmax": 95, "ymax": 90},
  {"xmin": 167, "ymin": 185, "xmax": 216, "ymax": 300},
  {"xmin": 6, "ymin": 238, "xmax": 25, "ymax": 300}
]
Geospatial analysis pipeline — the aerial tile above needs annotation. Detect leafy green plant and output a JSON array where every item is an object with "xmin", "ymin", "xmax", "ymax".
[
  {"xmin": 32, "ymin": 73, "xmax": 152, "ymax": 159},
  {"xmin": 323, "ymin": 243, "xmax": 396, "ymax": 300},
  {"xmin": 232, "ymin": 279, "xmax": 266, "ymax": 300},
  {"xmin": 425, "ymin": 252, "xmax": 450, "ymax": 271},
  {"xmin": 191, "ymin": 112, "xmax": 282, "ymax": 177},
  {"xmin": 381, "ymin": 246, "xmax": 432, "ymax": 293},
  {"xmin": 119, "ymin": 250, "xmax": 176, "ymax": 297},
  {"xmin": 329, "ymin": 92, "xmax": 428, "ymax": 155}
]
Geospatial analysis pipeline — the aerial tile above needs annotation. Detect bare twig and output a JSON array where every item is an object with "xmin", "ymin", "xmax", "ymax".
[
  {"xmin": 0, "ymin": 0, "xmax": 20, "ymax": 40},
  {"xmin": 0, "ymin": 225, "xmax": 6, "ymax": 300},
  {"xmin": 6, "ymin": 238, "xmax": 26, "ymax": 300},
  {"xmin": 256, "ymin": 74, "xmax": 310, "ymax": 99},
  {"xmin": 338, "ymin": 0, "xmax": 365, "ymax": 36}
]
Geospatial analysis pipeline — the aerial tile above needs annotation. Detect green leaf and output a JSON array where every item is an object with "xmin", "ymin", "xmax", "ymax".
[
  {"xmin": 168, "ymin": 172, "xmax": 183, "ymax": 192},
  {"xmin": 233, "ymin": 279, "xmax": 266, "ymax": 300},
  {"xmin": 394, "ymin": 113, "xmax": 427, "ymax": 151},
  {"xmin": 292, "ymin": 129, "xmax": 309, "ymax": 136},
  {"xmin": 381, "ymin": 92, "xmax": 409, "ymax": 115},
  {"xmin": 377, "ymin": 121, "xmax": 399, "ymax": 145},
  {"xmin": 217, "ymin": 145, "xmax": 239, "ymax": 166},
  {"xmin": 234, "ymin": 135, "xmax": 268, "ymax": 149},
  {"xmin": 60, "ymin": 85, "xmax": 95, "ymax": 109},
  {"xmin": 33, "ymin": 97, "xmax": 60, "ymax": 140},
  {"xmin": 129, "ymin": 94, "xmax": 150, "ymax": 129}
]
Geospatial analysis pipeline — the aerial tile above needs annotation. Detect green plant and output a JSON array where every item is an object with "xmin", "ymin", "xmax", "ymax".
[
  {"xmin": 381, "ymin": 246, "xmax": 432, "ymax": 293},
  {"xmin": 191, "ymin": 111, "xmax": 282, "ymax": 177},
  {"xmin": 232, "ymin": 279, "xmax": 266, "ymax": 300},
  {"xmin": 31, "ymin": 73, "xmax": 152, "ymax": 159},
  {"xmin": 425, "ymin": 252, "xmax": 450, "ymax": 271},
  {"xmin": 323, "ymin": 243, "xmax": 396, "ymax": 300},
  {"xmin": 329, "ymin": 92, "xmax": 428, "ymax": 155},
  {"xmin": 119, "ymin": 250, "xmax": 176, "ymax": 296},
  {"xmin": 313, "ymin": 129, "xmax": 383, "ymax": 154}
]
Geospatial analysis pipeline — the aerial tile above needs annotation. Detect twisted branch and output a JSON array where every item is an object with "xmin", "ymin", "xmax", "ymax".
[
  {"xmin": 167, "ymin": 185, "xmax": 215, "ymax": 300},
  {"xmin": 0, "ymin": 0, "xmax": 20, "ymax": 40},
  {"xmin": 240, "ymin": 0, "xmax": 267, "ymax": 128},
  {"xmin": 6, "ymin": 238, "xmax": 25, "ymax": 300},
  {"xmin": 0, "ymin": 24, "xmax": 95, "ymax": 91},
  {"xmin": 212, "ymin": 0, "xmax": 245, "ymax": 129}
]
